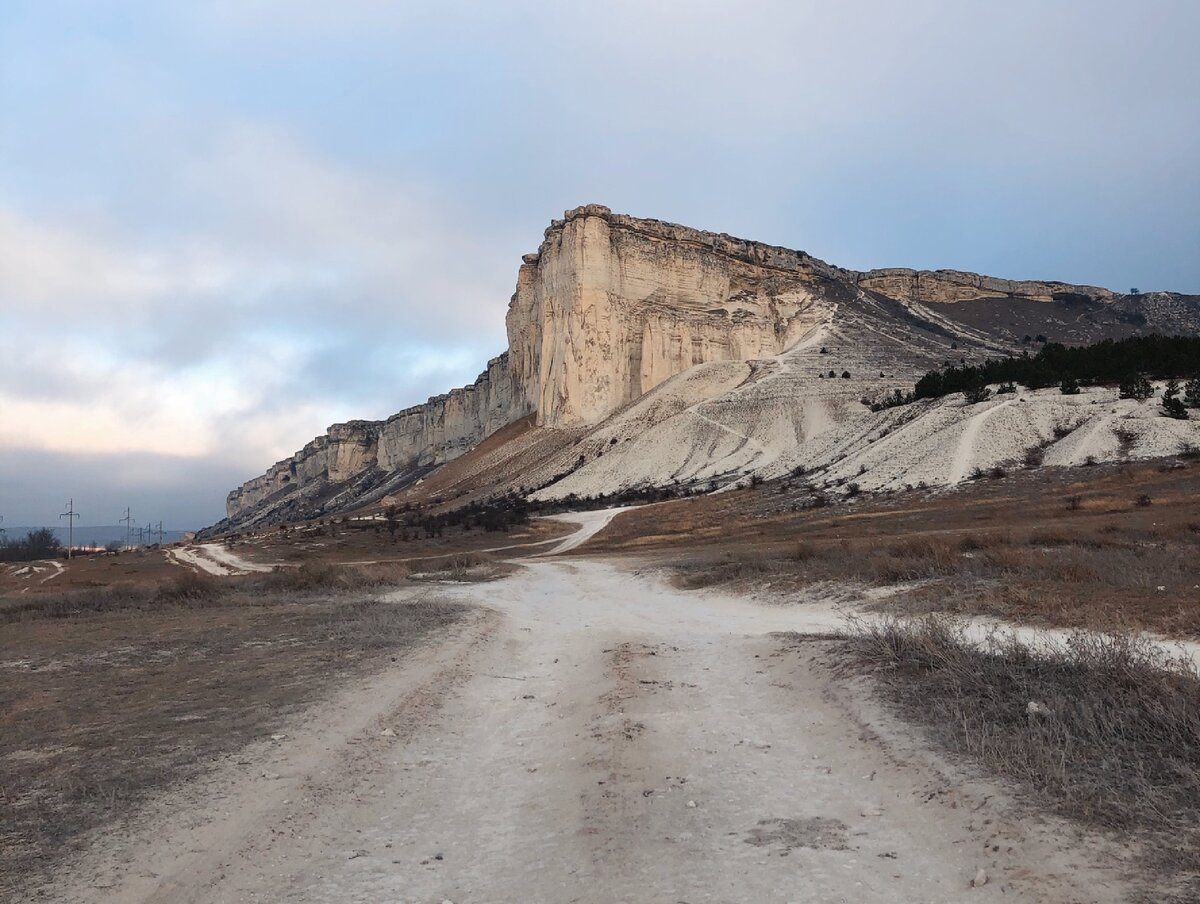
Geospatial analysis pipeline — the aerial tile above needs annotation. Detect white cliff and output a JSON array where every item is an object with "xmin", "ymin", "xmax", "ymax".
[{"xmin": 216, "ymin": 204, "xmax": 1177, "ymax": 532}]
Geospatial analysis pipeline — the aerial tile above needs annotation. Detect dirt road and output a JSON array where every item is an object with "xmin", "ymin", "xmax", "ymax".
[{"xmin": 47, "ymin": 523, "xmax": 1126, "ymax": 903}]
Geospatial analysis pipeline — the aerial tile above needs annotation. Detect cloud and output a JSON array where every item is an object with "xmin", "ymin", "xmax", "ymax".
[{"xmin": 0, "ymin": 121, "xmax": 520, "ymax": 510}]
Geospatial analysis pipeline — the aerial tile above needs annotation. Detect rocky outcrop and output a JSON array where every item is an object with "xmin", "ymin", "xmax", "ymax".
[
  {"xmin": 508, "ymin": 204, "xmax": 836, "ymax": 426},
  {"xmin": 855, "ymin": 268, "xmax": 1113, "ymax": 304},
  {"xmin": 223, "ymin": 205, "xmax": 844, "ymax": 524},
  {"xmin": 217, "ymin": 204, "xmax": 1178, "ymax": 531},
  {"xmin": 224, "ymin": 353, "xmax": 530, "ymax": 518}
]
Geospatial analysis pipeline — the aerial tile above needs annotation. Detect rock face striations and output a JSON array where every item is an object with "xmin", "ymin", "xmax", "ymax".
[
  {"xmin": 221, "ymin": 205, "xmax": 848, "ymax": 527},
  {"xmin": 213, "ymin": 205, "xmax": 1194, "ymax": 534}
]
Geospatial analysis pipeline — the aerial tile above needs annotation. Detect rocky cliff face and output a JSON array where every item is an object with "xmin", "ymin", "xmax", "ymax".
[
  {"xmin": 854, "ymin": 268, "xmax": 1113, "ymax": 305},
  {"xmin": 217, "ymin": 204, "xmax": 1160, "ymax": 531},
  {"xmin": 224, "ymin": 353, "xmax": 529, "ymax": 518},
  {"xmin": 508, "ymin": 204, "xmax": 838, "ymax": 426},
  {"xmin": 222, "ymin": 205, "xmax": 846, "ymax": 525}
]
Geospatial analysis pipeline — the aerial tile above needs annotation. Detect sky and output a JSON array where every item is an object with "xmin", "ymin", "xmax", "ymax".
[{"xmin": 1, "ymin": 1, "xmax": 1198, "ymax": 529}]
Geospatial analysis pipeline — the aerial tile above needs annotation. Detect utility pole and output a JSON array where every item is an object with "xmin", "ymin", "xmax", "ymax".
[
  {"xmin": 60, "ymin": 499, "xmax": 79, "ymax": 559},
  {"xmin": 121, "ymin": 508, "xmax": 135, "ymax": 549},
  {"xmin": 154, "ymin": 521, "xmax": 164, "ymax": 545}
]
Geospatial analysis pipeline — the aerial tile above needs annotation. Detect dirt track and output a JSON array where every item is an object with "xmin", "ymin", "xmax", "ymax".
[{"xmin": 45, "ymin": 521, "xmax": 1128, "ymax": 903}]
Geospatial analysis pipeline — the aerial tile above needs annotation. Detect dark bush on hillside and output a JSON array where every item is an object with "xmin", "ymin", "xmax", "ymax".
[
  {"xmin": 1119, "ymin": 374, "xmax": 1154, "ymax": 400},
  {"xmin": 0, "ymin": 528, "xmax": 62, "ymax": 563}
]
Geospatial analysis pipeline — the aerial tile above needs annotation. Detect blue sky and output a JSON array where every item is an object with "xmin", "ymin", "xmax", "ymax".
[{"xmin": 1, "ymin": 1, "xmax": 1198, "ymax": 528}]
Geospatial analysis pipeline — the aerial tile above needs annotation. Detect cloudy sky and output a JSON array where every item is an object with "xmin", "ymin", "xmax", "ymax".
[{"xmin": 2, "ymin": 1, "xmax": 1197, "ymax": 528}]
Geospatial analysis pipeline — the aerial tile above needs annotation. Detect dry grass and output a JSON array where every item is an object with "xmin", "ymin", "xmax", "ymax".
[
  {"xmin": 0, "ymin": 580, "xmax": 465, "ymax": 897},
  {"xmin": 594, "ymin": 455, "xmax": 1200, "ymax": 636},
  {"xmin": 671, "ymin": 496, "xmax": 1200, "ymax": 636},
  {"xmin": 845, "ymin": 616, "xmax": 1200, "ymax": 899}
]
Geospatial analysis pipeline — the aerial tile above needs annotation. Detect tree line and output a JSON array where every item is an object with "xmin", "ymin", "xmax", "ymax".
[
  {"xmin": 0, "ymin": 528, "xmax": 63, "ymax": 562},
  {"xmin": 871, "ymin": 335, "xmax": 1200, "ymax": 414}
]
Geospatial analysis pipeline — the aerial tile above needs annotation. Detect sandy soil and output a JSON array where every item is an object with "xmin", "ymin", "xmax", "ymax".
[{"xmin": 42, "ymin": 518, "xmax": 1130, "ymax": 904}]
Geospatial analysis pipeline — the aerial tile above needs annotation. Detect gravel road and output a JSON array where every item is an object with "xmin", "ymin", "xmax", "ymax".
[{"xmin": 47, "ymin": 518, "xmax": 1128, "ymax": 904}]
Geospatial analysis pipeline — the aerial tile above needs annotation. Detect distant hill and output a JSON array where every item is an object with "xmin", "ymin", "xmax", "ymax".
[{"xmin": 1, "ymin": 525, "xmax": 191, "ymax": 549}]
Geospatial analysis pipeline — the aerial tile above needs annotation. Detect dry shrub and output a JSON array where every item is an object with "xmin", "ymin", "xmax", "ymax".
[
  {"xmin": 676, "ymin": 555, "xmax": 773, "ymax": 589},
  {"xmin": 846, "ymin": 615, "xmax": 1200, "ymax": 892},
  {"xmin": 155, "ymin": 570, "xmax": 220, "ymax": 602},
  {"xmin": 978, "ymin": 547, "xmax": 1028, "ymax": 572},
  {"xmin": 252, "ymin": 561, "xmax": 411, "ymax": 593},
  {"xmin": 432, "ymin": 552, "xmax": 491, "ymax": 573},
  {"xmin": 792, "ymin": 541, "xmax": 819, "ymax": 561},
  {"xmin": 871, "ymin": 537, "xmax": 959, "ymax": 582},
  {"xmin": 1, "ymin": 577, "xmax": 224, "ymax": 623},
  {"xmin": 1027, "ymin": 529, "xmax": 1071, "ymax": 547},
  {"xmin": 1046, "ymin": 553, "xmax": 1099, "ymax": 584}
]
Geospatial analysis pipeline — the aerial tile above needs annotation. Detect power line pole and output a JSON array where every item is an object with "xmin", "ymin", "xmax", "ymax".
[
  {"xmin": 155, "ymin": 521, "xmax": 164, "ymax": 545},
  {"xmin": 121, "ymin": 508, "xmax": 135, "ymax": 549},
  {"xmin": 60, "ymin": 499, "xmax": 79, "ymax": 559}
]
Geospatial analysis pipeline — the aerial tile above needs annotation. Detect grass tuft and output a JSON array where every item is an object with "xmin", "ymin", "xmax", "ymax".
[{"xmin": 846, "ymin": 615, "xmax": 1200, "ymax": 894}]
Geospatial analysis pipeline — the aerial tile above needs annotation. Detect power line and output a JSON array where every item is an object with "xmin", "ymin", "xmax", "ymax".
[
  {"xmin": 60, "ymin": 499, "xmax": 79, "ymax": 560},
  {"xmin": 120, "ymin": 508, "xmax": 136, "ymax": 549}
]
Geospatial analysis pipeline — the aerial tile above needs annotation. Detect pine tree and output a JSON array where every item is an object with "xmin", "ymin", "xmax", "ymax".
[
  {"xmin": 1119, "ymin": 374, "xmax": 1153, "ymax": 401},
  {"xmin": 1184, "ymin": 378, "xmax": 1200, "ymax": 409},
  {"xmin": 1163, "ymin": 396, "xmax": 1189, "ymax": 419},
  {"xmin": 963, "ymin": 383, "xmax": 992, "ymax": 404}
]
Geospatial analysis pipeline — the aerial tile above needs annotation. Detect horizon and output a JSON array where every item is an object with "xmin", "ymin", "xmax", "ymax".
[{"xmin": 2, "ymin": 1, "xmax": 1198, "ymax": 527}]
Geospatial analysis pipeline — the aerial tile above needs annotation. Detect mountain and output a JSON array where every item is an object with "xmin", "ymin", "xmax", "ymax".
[{"xmin": 206, "ymin": 205, "xmax": 1200, "ymax": 535}]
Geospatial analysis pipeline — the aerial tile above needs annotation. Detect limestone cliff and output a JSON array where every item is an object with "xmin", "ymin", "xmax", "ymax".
[
  {"xmin": 223, "ymin": 353, "xmax": 528, "ymax": 519},
  {"xmin": 508, "ymin": 204, "xmax": 839, "ymax": 426},
  {"xmin": 215, "ymin": 204, "xmax": 1158, "ymax": 532}
]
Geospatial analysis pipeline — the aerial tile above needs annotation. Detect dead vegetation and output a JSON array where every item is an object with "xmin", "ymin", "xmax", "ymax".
[
  {"xmin": 675, "ymin": 517, "xmax": 1200, "ymax": 635},
  {"xmin": 0, "ymin": 576, "xmax": 465, "ymax": 897},
  {"xmin": 650, "ymin": 459, "xmax": 1200, "ymax": 636},
  {"xmin": 845, "ymin": 616, "xmax": 1200, "ymax": 900}
]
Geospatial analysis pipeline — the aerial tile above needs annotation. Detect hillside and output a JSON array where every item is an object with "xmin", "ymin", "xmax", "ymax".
[{"xmin": 207, "ymin": 206, "xmax": 1200, "ymax": 534}]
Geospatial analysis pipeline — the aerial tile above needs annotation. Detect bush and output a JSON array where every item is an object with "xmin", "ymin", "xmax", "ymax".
[
  {"xmin": 1059, "ymin": 378, "xmax": 1081, "ymax": 395},
  {"xmin": 963, "ymin": 384, "xmax": 992, "ymax": 404},
  {"xmin": 1184, "ymin": 378, "xmax": 1200, "ymax": 409},
  {"xmin": 0, "ymin": 528, "xmax": 62, "ymax": 563},
  {"xmin": 1162, "ymin": 397, "xmax": 1189, "ymax": 420},
  {"xmin": 1119, "ymin": 374, "xmax": 1154, "ymax": 401},
  {"xmin": 1162, "ymin": 379, "xmax": 1189, "ymax": 419}
]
